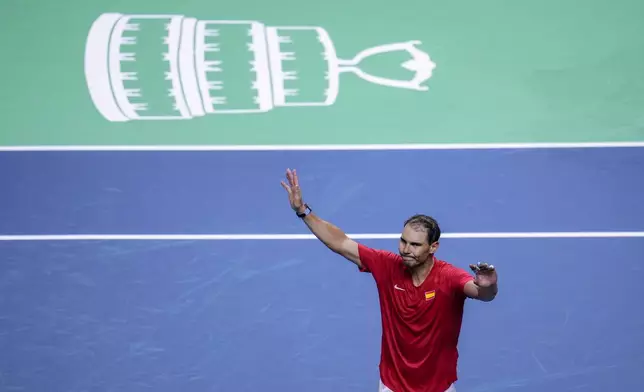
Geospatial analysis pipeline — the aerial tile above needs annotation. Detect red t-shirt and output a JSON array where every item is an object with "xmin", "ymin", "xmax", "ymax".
[{"xmin": 358, "ymin": 243, "xmax": 474, "ymax": 392}]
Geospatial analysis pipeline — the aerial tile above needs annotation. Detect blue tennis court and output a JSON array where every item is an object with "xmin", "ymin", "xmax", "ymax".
[
  {"xmin": 3, "ymin": 0, "xmax": 644, "ymax": 389},
  {"xmin": 2, "ymin": 146, "xmax": 643, "ymax": 391}
]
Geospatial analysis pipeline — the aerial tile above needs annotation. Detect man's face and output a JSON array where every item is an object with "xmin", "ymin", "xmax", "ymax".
[{"xmin": 398, "ymin": 224, "xmax": 438, "ymax": 268}]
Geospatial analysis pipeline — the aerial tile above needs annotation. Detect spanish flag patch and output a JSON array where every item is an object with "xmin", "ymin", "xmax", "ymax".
[{"xmin": 425, "ymin": 290, "xmax": 436, "ymax": 301}]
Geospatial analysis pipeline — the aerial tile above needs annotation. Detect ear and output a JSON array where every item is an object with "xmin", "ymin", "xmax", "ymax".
[{"xmin": 429, "ymin": 241, "xmax": 439, "ymax": 253}]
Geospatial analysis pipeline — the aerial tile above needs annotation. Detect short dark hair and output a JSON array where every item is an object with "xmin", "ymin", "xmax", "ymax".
[{"xmin": 404, "ymin": 214, "xmax": 441, "ymax": 244}]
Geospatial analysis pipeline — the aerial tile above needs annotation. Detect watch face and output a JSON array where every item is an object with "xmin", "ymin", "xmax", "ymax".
[{"xmin": 297, "ymin": 206, "xmax": 309, "ymax": 217}]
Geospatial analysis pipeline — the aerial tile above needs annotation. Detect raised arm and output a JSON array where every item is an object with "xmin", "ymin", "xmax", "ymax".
[{"xmin": 280, "ymin": 168, "xmax": 362, "ymax": 268}]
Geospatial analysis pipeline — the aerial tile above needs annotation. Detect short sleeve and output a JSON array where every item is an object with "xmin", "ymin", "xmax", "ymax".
[
  {"xmin": 442, "ymin": 263, "xmax": 475, "ymax": 293},
  {"xmin": 357, "ymin": 243, "xmax": 398, "ymax": 279}
]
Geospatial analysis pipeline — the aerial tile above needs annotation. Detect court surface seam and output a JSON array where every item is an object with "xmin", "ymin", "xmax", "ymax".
[
  {"xmin": 1, "ymin": 232, "xmax": 644, "ymax": 241},
  {"xmin": 2, "ymin": 141, "xmax": 644, "ymax": 151}
]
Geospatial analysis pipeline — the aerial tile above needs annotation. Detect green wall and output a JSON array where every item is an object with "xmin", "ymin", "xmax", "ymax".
[{"xmin": 1, "ymin": 0, "xmax": 643, "ymax": 146}]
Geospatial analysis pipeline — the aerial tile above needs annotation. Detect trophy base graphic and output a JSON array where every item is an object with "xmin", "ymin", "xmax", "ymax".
[{"xmin": 85, "ymin": 13, "xmax": 437, "ymax": 122}]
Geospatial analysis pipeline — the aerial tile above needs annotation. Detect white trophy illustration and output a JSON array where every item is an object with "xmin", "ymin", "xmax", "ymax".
[{"xmin": 84, "ymin": 13, "xmax": 437, "ymax": 122}]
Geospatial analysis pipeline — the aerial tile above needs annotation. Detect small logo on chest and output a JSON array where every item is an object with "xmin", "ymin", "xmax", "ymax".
[
  {"xmin": 424, "ymin": 290, "xmax": 436, "ymax": 301},
  {"xmin": 394, "ymin": 284, "xmax": 405, "ymax": 291}
]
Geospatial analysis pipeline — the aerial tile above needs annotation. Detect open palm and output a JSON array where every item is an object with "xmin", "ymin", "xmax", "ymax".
[
  {"xmin": 470, "ymin": 262, "xmax": 497, "ymax": 287},
  {"xmin": 280, "ymin": 168, "xmax": 305, "ymax": 213}
]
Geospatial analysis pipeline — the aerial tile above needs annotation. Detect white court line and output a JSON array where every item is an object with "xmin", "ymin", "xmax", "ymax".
[
  {"xmin": 1, "ymin": 141, "xmax": 644, "ymax": 151},
  {"xmin": 1, "ymin": 232, "xmax": 643, "ymax": 241}
]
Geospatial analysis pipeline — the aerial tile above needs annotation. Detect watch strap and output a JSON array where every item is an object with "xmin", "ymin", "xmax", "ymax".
[{"xmin": 296, "ymin": 204, "xmax": 311, "ymax": 218}]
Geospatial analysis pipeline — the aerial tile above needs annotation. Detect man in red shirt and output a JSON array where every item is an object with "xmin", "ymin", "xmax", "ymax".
[{"xmin": 281, "ymin": 169, "xmax": 499, "ymax": 392}]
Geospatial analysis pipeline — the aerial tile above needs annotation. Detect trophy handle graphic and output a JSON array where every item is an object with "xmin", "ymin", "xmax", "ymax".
[{"xmin": 336, "ymin": 40, "xmax": 436, "ymax": 91}]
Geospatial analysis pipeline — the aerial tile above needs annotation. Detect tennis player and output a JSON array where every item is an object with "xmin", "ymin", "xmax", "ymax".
[{"xmin": 280, "ymin": 168, "xmax": 498, "ymax": 392}]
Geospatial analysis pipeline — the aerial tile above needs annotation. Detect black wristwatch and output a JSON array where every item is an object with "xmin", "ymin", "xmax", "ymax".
[{"xmin": 296, "ymin": 204, "xmax": 312, "ymax": 218}]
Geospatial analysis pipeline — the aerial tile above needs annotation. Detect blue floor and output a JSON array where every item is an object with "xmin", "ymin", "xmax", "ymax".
[
  {"xmin": 2, "ymin": 148, "xmax": 644, "ymax": 392},
  {"xmin": 2, "ymin": 148, "xmax": 644, "ymax": 234}
]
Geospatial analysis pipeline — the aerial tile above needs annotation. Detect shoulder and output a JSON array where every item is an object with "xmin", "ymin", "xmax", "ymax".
[
  {"xmin": 357, "ymin": 243, "xmax": 401, "ymax": 273},
  {"xmin": 358, "ymin": 243, "xmax": 400, "ymax": 259},
  {"xmin": 434, "ymin": 259, "xmax": 474, "ymax": 291}
]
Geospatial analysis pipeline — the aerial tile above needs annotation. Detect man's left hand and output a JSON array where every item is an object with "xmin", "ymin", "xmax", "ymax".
[{"xmin": 469, "ymin": 262, "xmax": 497, "ymax": 287}]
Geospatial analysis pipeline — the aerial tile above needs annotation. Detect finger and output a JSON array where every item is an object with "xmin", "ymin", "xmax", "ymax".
[
  {"xmin": 477, "ymin": 262, "xmax": 494, "ymax": 271},
  {"xmin": 285, "ymin": 168, "xmax": 293, "ymax": 185},
  {"xmin": 280, "ymin": 181, "xmax": 292, "ymax": 194},
  {"xmin": 290, "ymin": 170, "xmax": 299, "ymax": 188},
  {"xmin": 293, "ymin": 169, "xmax": 300, "ymax": 187},
  {"xmin": 470, "ymin": 262, "xmax": 496, "ymax": 274},
  {"xmin": 478, "ymin": 267, "xmax": 495, "ymax": 276}
]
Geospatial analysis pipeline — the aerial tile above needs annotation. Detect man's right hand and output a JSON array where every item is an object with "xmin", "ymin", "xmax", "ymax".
[
  {"xmin": 279, "ymin": 168, "xmax": 362, "ymax": 267},
  {"xmin": 280, "ymin": 168, "xmax": 306, "ymax": 214}
]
